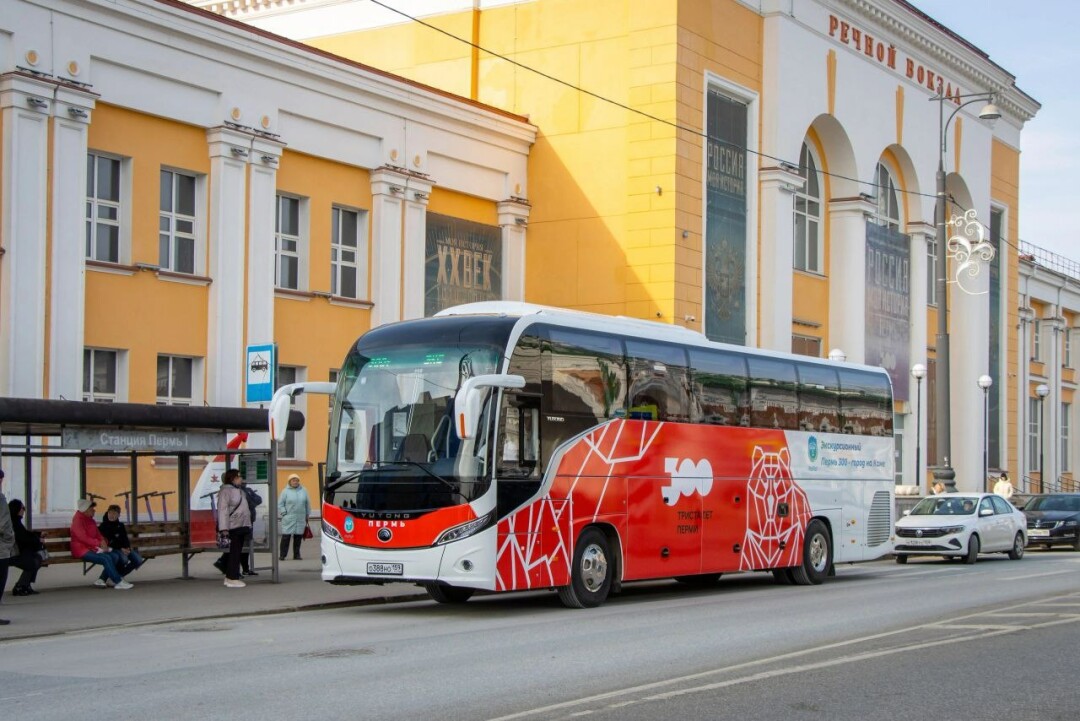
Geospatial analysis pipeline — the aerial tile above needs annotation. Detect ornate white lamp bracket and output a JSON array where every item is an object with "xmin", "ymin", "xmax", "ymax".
[{"xmin": 946, "ymin": 209, "xmax": 996, "ymax": 295}]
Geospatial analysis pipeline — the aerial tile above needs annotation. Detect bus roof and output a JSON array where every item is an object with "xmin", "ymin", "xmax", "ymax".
[{"xmin": 434, "ymin": 302, "xmax": 891, "ymax": 379}]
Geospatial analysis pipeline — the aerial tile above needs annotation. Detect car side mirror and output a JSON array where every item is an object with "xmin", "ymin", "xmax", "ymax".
[
  {"xmin": 979, "ymin": 507, "xmax": 994, "ymax": 517},
  {"xmin": 902, "ymin": 509, "xmax": 911, "ymax": 516}
]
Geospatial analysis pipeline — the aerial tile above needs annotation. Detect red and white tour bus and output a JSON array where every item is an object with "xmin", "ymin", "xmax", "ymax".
[{"xmin": 278, "ymin": 302, "xmax": 895, "ymax": 608}]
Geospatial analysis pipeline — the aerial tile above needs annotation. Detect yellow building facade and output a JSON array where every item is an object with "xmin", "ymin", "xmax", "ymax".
[
  {"xmin": 0, "ymin": 0, "xmax": 534, "ymax": 515},
  {"xmin": 224, "ymin": 0, "xmax": 1038, "ymax": 491}
]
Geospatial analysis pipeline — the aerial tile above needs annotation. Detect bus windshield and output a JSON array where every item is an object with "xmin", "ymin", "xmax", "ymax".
[{"xmin": 326, "ymin": 341, "xmax": 503, "ymax": 513}]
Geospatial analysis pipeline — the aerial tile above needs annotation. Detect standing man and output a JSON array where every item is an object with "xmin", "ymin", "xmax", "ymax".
[{"xmin": 0, "ymin": 470, "xmax": 15, "ymax": 624}]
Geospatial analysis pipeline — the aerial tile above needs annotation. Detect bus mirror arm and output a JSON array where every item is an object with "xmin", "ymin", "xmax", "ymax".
[
  {"xmin": 454, "ymin": 374, "xmax": 526, "ymax": 440},
  {"xmin": 269, "ymin": 382, "xmax": 337, "ymax": 442}
]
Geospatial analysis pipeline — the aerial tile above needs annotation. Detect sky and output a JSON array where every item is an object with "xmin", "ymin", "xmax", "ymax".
[{"xmin": 910, "ymin": 0, "xmax": 1080, "ymax": 263}]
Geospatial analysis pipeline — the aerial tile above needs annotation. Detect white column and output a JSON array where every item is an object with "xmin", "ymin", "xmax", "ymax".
[
  {"xmin": 206, "ymin": 127, "xmax": 252, "ymax": 407},
  {"xmin": 948, "ymin": 244, "xmax": 992, "ymax": 491},
  {"xmin": 758, "ymin": 166, "xmax": 803, "ymax": 352},
  {"xmin": 1017, "ymin": 305, "xmax": 1035, "ymax": 484},
  {"xmin": 370, "ymin": 167, "xmax": 407, "ymax": 327},
  {"xmin": 498, "ymin": 199, "xmax": 531, "ymax": 302},
  {"xmin": 906, "ymin": 222, "xmax": 931, "ymax": 487},
  {"xmin": 827, "ymin": 197, "xmax": 875, "ymax": 363},
  {"xmin": 247, "ymin": 138, "xmax": 284, "ymax": 358},
  {"xmin": 49, "ymin": 86, "xmax": 96, "ymax": 403},
  {"xmin": 401, "ymin": 176, "xmax": 434, "ymax": 320},
  {"xmin": 0, "ymin": 73, "xmax": 53, "ymax": 399}
]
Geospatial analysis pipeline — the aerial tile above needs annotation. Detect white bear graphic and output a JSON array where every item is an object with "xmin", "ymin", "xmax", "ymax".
[{"xmin": 661, "ymin": 458, "xmax": 714, "ymax": 506}]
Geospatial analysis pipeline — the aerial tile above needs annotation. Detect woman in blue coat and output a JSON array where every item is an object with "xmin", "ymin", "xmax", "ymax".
[{"xmin": 278, "ymin": 474, "xmax": 311, "ymax": 560}]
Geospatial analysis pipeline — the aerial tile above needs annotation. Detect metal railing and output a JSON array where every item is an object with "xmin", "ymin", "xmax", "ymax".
[{"xmin": 1020, "ymin": 240, "xmax": 1080, "ymax": 282}]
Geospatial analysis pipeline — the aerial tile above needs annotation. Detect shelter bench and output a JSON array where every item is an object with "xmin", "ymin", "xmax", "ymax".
[{"xmin": 38, "ymin": 521, "xmax": 205, "ymax": 574}]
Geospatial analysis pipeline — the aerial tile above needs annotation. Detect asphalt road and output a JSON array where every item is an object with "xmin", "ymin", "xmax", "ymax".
[{"xmin": 3, "ymin": 550, "xmax": 1079, "ymax": 721}]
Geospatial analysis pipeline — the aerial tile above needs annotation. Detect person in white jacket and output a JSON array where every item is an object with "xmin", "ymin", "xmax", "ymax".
[
  {"xmin": 993, "ymin": 472, "xmax": 1015, "ymax": 500},
  {"xmin": 277, "ymin": 474, "xmax": 311, "ymax": 561}
]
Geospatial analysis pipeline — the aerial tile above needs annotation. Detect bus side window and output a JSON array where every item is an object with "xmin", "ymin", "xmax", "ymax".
[
  {"xmin": 796, "ymin": 363, "xmax": 841, "ymax": 433},
  {"xmin": 625, "ymin": 340, "xmax": 691, "ymax": 422},
  {"xmin": 747, "ymin": 357, "xmax": 799, "ymax": 430},
  {"xmin": 688, "ymin": 348, "xmax": 749, "ymax": 426},
  {"xmin": 839, "ymin": 369, "xmax": 894, "ymax": 436}
]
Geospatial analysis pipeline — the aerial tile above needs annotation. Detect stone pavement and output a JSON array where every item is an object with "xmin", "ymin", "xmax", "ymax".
[{"xmin": 0, "ymin": 547, "xmax": 428, "ymax": 642}]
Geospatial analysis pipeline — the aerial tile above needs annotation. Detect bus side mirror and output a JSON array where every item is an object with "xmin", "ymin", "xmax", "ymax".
[
  {"xmin": 455, "ymin": 374, "xmax": 526, "ymax": 440},
  {"xmin": 269, "ymin": 382, "xmax": 336, "ymax": 442}
]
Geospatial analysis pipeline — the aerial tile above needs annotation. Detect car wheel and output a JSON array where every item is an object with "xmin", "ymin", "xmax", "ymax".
[
  {"xmin": 790, "ymin": 519, "xmax": 832, "ymax": 586},
  {"xmin": 964, "ymin": 534, "xmax": 980, "ymax": 564},
  {"xmin": 895, "ymin": 554, "xmax": 908, "ymax": 564},
  {"xmin": 424, "ymin": 583, "xmax": 474, "ymax": 604},
  {"xmin": 557, "ymin": 527, "xmax": 613, "ymax": 608},
  {"xmin": 1008, "ymin": 532, "xmax": 1025, "ymax": 560}
]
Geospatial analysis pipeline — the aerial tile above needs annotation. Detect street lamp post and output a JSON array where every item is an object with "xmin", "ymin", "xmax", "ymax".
[
  {"xmin": 978, "ymin": 375, "xmax": 993, "ymax": 491},
  {"xmin": 931, "ymin": 92, "xmax": 1000, "ymax": 492},
  {"xmin": 911, "ymin": 363, "xmax": 927, "ymax": 490},
  {"xmin": 1037, "ymin": 383, "xmax": 1050, "ymax": 492}
]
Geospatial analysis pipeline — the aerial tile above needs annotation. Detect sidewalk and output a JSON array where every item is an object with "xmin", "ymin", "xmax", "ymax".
[{"xmin": 0, "ymin": 548, "xmax": 428, "ymax": 642}]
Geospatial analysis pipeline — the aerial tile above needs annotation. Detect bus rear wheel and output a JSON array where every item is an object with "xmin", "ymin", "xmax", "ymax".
[
  {"xmin": 790, "ymin": 519, "xmax": 832, "ymax": 586},
  {"xmin": 424, "ymin": 583, "xmax": 474, "ymax": 604},
  {"xmin": 558, "ymin": 527, "xmax": 613, "ymax": 609}
]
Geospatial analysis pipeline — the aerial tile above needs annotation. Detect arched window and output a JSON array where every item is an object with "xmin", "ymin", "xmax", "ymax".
[
  {"xmin": 793, "ymin": 142, "xmax": 822, "ymax": 273},
  {"xmin": 871, "ymin": 162, "xmax": 900, "ymax": 230}
]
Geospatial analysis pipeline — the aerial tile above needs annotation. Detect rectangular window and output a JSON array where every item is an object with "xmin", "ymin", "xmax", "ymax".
[
  {"xmin": 547, "ymin": 329, "xmax": 625, "ymax": 420},
  {"xmin": 331, "ymin": 207, "xmax": 367, "ymax": 299},
  {"xmin": 1034, "ymin": 321, "xmax": 1041, "ymax": 361},
  {"xmin": 275, "ymin": 195, "xmax": 303, "ymax": 290},
  {"xmin": 791, "ymin": 335, "xmax": 822, "ymax": 358},
  {"xmin": 1063, "ymin": 402, "xmax": 1071, "ymax": 473},
  {"xmin": 1029, "ymin": 397, "xmax": 1041, "ymax": 473},
  {"xmin": 1065, "ymin": 329, "xmax": 1073, "ymax": 368},
  {"xmin": 747, "ymin": 357, "xmax": 798, "ymax": 430},
  {"xmin": 688, "ymin": 348, "xmax": 749, "ymax": 427},
  {"xmin": 159, "ymin": 170, "xmax": 197, "ymax": 274},
  {"xmin": 277, "ymin": 365, "xmax": 301, "ymax": 458},
  {"xmin": 796, "ymin": 363, "xmax": 841, "ymax": 433},
  {"xmin": 156, "ymin": 355, "xmax": 194, "ymax": 406},
  {"xmin": 83, "ymin": 348, "xmax": 118, "ymax": 402},
  {"xmin": 86, "ymin": 153, "xmax": 122, "ymax": 263},
  {"xmin": 926, "ymin": 237, "xmax": 937, "ymax": 306},
  {"xmin": 625, "ymin": 340, "xmax": 691, "ymax": 422}
]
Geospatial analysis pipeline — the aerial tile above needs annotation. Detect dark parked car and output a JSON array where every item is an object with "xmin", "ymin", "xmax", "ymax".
[{"xmin": 1023, "ymin": 494, "xmax": 1080, "ymax": 550}]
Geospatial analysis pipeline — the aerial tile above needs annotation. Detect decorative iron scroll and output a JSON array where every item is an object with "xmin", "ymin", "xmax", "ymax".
[{"xmin": 947, "ymin": 209, "xmax": 996, "ymax": 295}]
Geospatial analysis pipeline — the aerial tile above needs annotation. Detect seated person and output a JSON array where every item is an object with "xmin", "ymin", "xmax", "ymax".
[
  {"xmin": 98, "ymin": 504, "xmax": 145, "ymax": 575},
  {"xmin": 961, "ymin": 499, "xmax": 975, "ymax": 514},
  {"xmin": 8, "ymin": 499, "xmax": 44, "ymax": 596},
  {"xmin": 70, "ymin": 499, "xmax": 132, "ymax": 590}
]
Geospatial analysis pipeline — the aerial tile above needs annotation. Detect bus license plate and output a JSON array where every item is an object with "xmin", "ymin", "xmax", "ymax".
[
  {"xmin": 367, "ymin": 562, "xmax": 403, "ymax": 576},
  {"xmin": 1028, "ymin": 529, "xmax": 1050, "ymax": 538}
]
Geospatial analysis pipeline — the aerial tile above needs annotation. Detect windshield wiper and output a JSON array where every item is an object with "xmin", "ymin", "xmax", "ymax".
[
  {"xmin": 371, "ymin": 461, "xmax": 468, "ymax": 502},
  {"xmin": 325, "ymin": 470, "xmax": 362, "ymax": 492}
]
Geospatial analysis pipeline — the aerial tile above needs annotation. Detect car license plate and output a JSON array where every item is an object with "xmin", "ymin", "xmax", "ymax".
[
  {"xmin": 1028, "ymin": 529, "xmax": 1050, "ymax": 538},
  {"xmin": 907, "ymin": 538, "xmax": 934, "ymax": 546},
  {"xmin": 367, "ymin": 562, "xmax": 404, "ymax": 576}
]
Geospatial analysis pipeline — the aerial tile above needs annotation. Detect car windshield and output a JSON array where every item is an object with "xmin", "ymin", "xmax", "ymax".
[
  {"xmin": 1025, "ymin": 496, "xmax": 1080, "ymax": 513},
  {"xmin": 909, "ymin": 496, "xmax": 979, "ymax": 516}
]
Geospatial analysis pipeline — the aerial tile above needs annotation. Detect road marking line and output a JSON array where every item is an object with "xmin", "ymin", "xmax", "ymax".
[
  {"xmin": 999, "ymin": 570, "xmax": 1073, "ymax": 581},
  {"xmin": 486, "ymin": 594, "xmax": 1080, "ymax": 721},
  {"xmin": 983, "ymin": 611, "xmax": 1059, "ymax": 617}
]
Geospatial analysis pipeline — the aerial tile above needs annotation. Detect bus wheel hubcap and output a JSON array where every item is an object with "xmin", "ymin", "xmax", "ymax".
[
  {"xmin": 808, "ymin": 534, "xmax": 827, "ymax": 571},
  {"xmin": 580, "ymin": 544, "xmax": 608, "ymax": 591}
]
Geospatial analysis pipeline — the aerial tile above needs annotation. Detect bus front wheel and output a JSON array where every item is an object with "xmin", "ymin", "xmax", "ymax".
[
  {"xmin": 424, "ymin": 583, "xmax": 475, "ymax": 604},
  {"xmin": 558, "ymin": 527, "xmax": 613, "ymax": 609},
  {"xmin": 790, "ymin": 519, "xmax": 832, "ymax": 586}
]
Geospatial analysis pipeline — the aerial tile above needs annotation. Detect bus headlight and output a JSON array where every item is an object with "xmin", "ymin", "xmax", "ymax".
[
  {"xmin": 434, "ymin": 510, "xmax": 495, "ymax": 546},
  {"xmin": 322, "ymin": 519, "xmax": 343, "ymax": 541}
]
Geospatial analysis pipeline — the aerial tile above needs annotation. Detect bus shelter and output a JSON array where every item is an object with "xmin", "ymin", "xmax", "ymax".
[{"xmin": 0, "ymin": 397, "xmax": 303, "ymax": 583}]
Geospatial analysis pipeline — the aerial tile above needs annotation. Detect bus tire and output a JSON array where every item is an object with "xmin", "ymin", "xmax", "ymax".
[
  {"xmin": 424, "ymin": 583, "xmax": 474, "ymax": 604},
  {"xmin": 674, "ymin": 573, "xmax": 722, "ymax": 587},
  {"xmin": 790, "ymin": 519, "xmax": 832, "ymax": 586},
  {"xmin": 772, "ymin": 568, "xmax": 796, "ymax": 585},
  {"xmin": 557, "ymin": 527, "xmax": 613, "ymax": 609}
]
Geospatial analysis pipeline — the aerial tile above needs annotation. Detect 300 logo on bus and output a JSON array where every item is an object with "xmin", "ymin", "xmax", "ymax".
[{"xmin": 661, "ymin": 458, "xmax": 714, "ymax": 506}]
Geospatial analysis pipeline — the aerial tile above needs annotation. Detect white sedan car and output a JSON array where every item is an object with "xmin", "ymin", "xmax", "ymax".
[{"xmin": 894, "ymin": 493, "xmax": 1027, "ymax": 564}]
